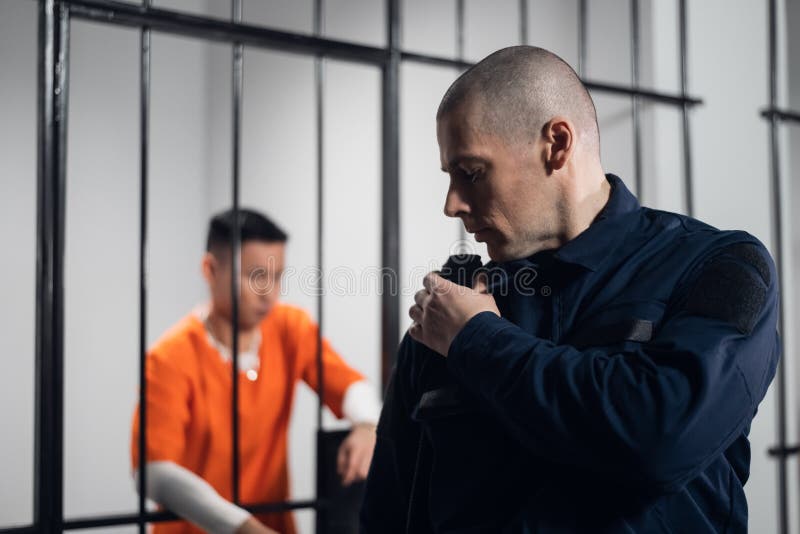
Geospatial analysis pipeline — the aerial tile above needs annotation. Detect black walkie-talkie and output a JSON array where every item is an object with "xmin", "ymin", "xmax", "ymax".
[{"xmin": 439, "ymin": 254, "xmax": 484, "ymax": 289}]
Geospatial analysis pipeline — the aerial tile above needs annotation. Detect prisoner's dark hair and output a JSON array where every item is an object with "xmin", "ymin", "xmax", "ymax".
[
  {"xmin": 206, "ymin": 208, "xmax": 288, "ymax": 256},
  {"xmin": 437, "ymin": 45, "xmax": 600, "ymax": 154}
]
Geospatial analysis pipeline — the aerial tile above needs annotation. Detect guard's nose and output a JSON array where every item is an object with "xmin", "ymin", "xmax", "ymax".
[{"xmin": 444, "ymin": 183, "xmax": 470, "ymax": 218}]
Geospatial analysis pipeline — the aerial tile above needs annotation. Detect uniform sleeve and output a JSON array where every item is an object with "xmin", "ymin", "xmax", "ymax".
[
  {"xmin": 361, "ymin": 335, "xmax": 422, "ymax": 534},
  {"xmin": 130, "ymin": 349, "xmax": 192, "ymax": 469},
  {"xmin": 291, "ymin": 310, "xmax": 366, "ymax": 418},
  {"xmin": 446, "ymin": 242, "xmax": 781, "ymax": 495}
]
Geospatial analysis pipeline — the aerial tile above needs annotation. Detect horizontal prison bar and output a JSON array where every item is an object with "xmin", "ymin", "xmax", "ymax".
[
  {"xmin": 761, "ymin": 107, "xmax": 800, "ymax": 123},
  {"xmin": 58, "ymin": 0, "xmax": 703, "ymax": 107},
  {"xmin": 59, "ymin": 499, "xmax": 321, "ymax": 530}
]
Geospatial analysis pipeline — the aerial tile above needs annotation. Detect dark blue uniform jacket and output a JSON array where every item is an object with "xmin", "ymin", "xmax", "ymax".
[{"xmin": 361, "ymin": 175, "xmax": 780, "ymax": 533}]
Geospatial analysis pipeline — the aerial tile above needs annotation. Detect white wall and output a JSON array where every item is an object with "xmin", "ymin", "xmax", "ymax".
[
  {"xmin": 0, "ymin": 0, "xmax": 796, "ymax": 532},
  {"xmin": 63, "ymin": 18, "xmax": 142, "ymax": 520},
  {"xmin": 0, "ymin": 0, "xmax": 37, "ymax": 527}
]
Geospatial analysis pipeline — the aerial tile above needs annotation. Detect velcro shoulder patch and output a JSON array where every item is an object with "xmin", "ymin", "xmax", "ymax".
[
  {"xmin": 685, "ymin": 243, "xmax": 770, "ymax": 335},
  {"xmin": 724, "ymin": 243, "xmax": 771, "ymax": 286}
]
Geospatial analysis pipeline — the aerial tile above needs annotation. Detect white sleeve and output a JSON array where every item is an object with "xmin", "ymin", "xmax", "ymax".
[
  {"xmin": 341, "ymin": 380, "xmax": 382, "ymax": 425},
  {"xmin": 134, "ymin": 461, "xmax": 251, "ymax": 534}
]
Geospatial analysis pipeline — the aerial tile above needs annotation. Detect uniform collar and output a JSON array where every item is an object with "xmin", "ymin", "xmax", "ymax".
[
  {"xmin": 484, "ymin": 174, "xmax": 639, "ymax": 274},
  {"xmin": 551, "ymin": 174, "xmax": 640, "ymax": 272}
]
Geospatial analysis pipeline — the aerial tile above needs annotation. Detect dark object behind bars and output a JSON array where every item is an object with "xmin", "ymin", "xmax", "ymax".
[{"xmin": 316, "ymin": 429, "xmax": 366, "ymax": 534}]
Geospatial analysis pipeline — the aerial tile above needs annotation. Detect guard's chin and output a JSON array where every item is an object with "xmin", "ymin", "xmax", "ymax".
[{"xmin": 486, "ymin": 244, "xmax": 517, "ymax": 263}]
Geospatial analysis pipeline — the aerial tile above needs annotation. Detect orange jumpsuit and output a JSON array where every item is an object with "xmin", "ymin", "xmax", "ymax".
[{"xmin": 131, "ymin": 303, "xmax": 365, "ymax": 534}]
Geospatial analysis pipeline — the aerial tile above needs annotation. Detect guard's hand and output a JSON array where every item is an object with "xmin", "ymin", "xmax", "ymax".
[
  {"xmin": 235, "ymin": 516, "xmax": 280, "ymax": 534},
  {"xmin": 337, "ymin": 423, "xmax": 377, "ymax": 486},
  {"xmin": 408, "ymin": 272, "xmax": 499, "ymax": 356}
]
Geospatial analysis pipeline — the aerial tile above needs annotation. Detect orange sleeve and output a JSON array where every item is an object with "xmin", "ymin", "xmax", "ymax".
[
  {"xmin": 130, "ymin": 349, "xmax": 192, "ymax": 470},
  {"xmin": 290, "ymin": 309, "xmax": 365, "ymax": 418}
]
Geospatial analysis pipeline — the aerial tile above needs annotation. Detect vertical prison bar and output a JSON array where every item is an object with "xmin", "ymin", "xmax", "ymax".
[
  {"xmin": 381, "ymin": 0, "xmax": 401, "ymax": 389},
  {"xmin": 766, "ymin": 0, "xmax": 789, "ymax": 532},
  {"xmin": 678, "ymin": 0, "xmax": 694, "ymax": 217},
  {"xmin": 519, "ymin": 0, "xmax": 528, "ymax": 46},
  {"xmin": 313, "ymin": 5, "xmax": 327, "ymax": 530},
  {"xmin": 314, "ymin": 0, "xmax": 326, "ymax": 435},
  {"xmin": 578, "ymin": 0, "xmax": 587, "ymax": 79},
  {"xmin": 455, "ymin": 0, "xmax": 466, "ymax": 246},
  {"xmin": 137, "ymin": 1, "xmax": 152, "ymax": 532},
  {"xmin": 231, "ymin": 0, "xmax": 244, "ymax": 506},
  {"xmin": 630, "ymin": 0, "xmax": 643, "ymax": 201},
  {"xmin": 34, "ymin": 1, "xmax": 69, "ymax": 533}
]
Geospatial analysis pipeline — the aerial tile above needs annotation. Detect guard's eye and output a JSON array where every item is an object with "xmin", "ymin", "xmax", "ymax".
[{"xmin": 465, "ymin": 169, "xmax": 483, "ymax": 184}]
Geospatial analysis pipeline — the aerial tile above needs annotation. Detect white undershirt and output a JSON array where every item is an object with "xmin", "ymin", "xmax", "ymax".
[{"xmin": 135, "ymin": 461, "xmax": 251, "ymax": 534}]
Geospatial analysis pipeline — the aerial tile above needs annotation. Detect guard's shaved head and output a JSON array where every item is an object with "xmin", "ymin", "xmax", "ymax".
[{"xmin": 437, "ymin": 45, "xmax": 600, "ymax": 156}]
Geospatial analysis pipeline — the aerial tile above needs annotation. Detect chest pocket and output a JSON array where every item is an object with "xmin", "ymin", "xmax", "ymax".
[{"xmin": 565, "ymin": 299, "xmax": 666, "ymax": 350}]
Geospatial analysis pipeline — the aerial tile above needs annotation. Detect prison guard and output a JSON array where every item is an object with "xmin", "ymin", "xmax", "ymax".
[
  {"xmin": 131, "ymin": 303, "xmax": 364, "ymax": 534},
  {"xmin": 361, "ymin": 174, "xmax": 780, "ymax": 533}
]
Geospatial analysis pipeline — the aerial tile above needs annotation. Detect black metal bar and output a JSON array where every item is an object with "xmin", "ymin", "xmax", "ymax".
[
  {"xmin": 61, "ymin": 500, "xmax": 322, "ymax": 530},
  {"xmin": 678, "ymin": 0, "xmax": 694, "ymax": 217},
  {"xmin": 456, "ymin": 0, "xmax": 464, "ymax": 60},
  {"xmin": 762, "ymin": 107, "xmax": 800, "ymax": 123},
  {"xmin": 34, "ymin": 2, "xmax": 68, "ymax": 533},
  {"xmin": 401, "ymin": 51, "xmax": 702, "ymax": 107},
  {"xmin": 519, "ymin": 0, "xmax": 528, "ymax": 45},
  {"xmin": 61, "ymin": 0, "xmax": 701, "ymax": 107},
  {"xmin": 0, "ymin": 527, "xmax": 40, "ymax": 534},
  {"xmin": 66, "ymin": 0, "xmax": 387, "ymax": 64},
  {"xmin": 137, "ymin": 1, "xmax": 152, "ymax": 532},
  {"xmin": 230, "ymin": 0, "xmax": 243, "ymax": 506},
  {"xmin": 630, "ymin": 0, "xmax": 642, "ymax": 201},
  {"xmin": 582, "ymin": 79, "xmax": 701, "ymax": 107},
  {"xmin": 455, "ymin": 0, "xmax": 467, "ymax": 246},
  {"xmin": 65, "ymin": 511, "xmax": 177, "ymax": 531},
  {"xmin": 769, "ymin": 445, "xmax": 800, "ymax": 458},
  {"xmin": 314, "ymin": 0, "xmax": 325, "ymax": 436},
  {"xmin": 578, "ymin": 0, "xmax": 587, "ymax": 78},
  {"xmin": 400, "ymin": 51, "xmax": 471, "ymax": 70},
  {"xmin": 402, "ymin": 54, "xmax": 701, "ymax": 106},
  {"xmin": 381, "ymin": 0, "xmax": 401, "ymax": 389},
  {"xmin": 765, "ymin": 0, "xmax": 789, "ymax": 533}
]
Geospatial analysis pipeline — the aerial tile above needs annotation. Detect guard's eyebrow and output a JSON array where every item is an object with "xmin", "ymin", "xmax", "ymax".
[{"xmin": 441, "ymin": 155, "xmax": 489, "ymax": 173}]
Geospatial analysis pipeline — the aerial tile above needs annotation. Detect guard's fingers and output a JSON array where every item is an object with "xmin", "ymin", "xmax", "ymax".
[
  {"xmin": 409, "ymin": 304, "xmax": 423, "ymax": 323},
  {"xmin": 413, "ymin": 288, "xmax": 428, "ymax": 307},
  {"xmin": 423, "ymin": 271, "xmax": 450, "ymax": 294}
]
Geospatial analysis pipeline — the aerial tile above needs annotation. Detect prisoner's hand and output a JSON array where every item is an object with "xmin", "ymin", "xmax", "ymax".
[
  {"xmin": 235, "ymin": 516, "xmax": 279, "ymax": 534},
  {"xmin": 337, "ymin": 423, "xmax": 377, "ymax": 486},
  {"xmin": 408, "ymin": 272, "xmax": 499, "ymax": 356}
]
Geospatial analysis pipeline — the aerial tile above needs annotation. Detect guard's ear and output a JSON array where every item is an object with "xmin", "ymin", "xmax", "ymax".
[{"xmin": 541, "ymin": 116, "xmax": 575, "ymax": 174}]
